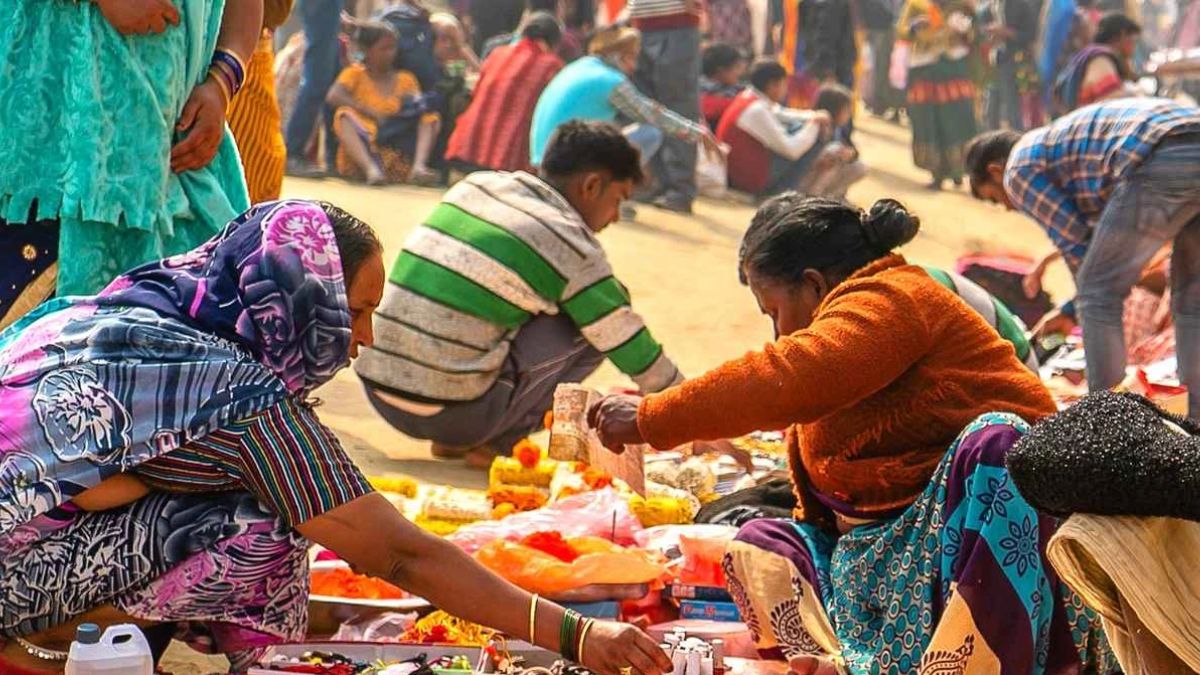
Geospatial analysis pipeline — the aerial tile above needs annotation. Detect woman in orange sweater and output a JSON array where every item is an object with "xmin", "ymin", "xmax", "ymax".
[{"xmin": 590, "ymin": 195, "xmax": 1116, "ymax": 674}]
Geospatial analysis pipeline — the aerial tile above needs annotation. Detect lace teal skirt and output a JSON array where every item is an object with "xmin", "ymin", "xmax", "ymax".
[{"xmin": 0, "ymin": 0, "xmax": 248, "ymax": 296}]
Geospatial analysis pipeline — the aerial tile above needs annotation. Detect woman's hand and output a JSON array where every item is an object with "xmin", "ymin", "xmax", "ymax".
[
  {"xmin": 1021, "ymin": 267, "xmax": 1045, "ymax": 300},
  {"xmin": 588, "ymin": 394, "xmax": 646, "ymax": 452},
  {"xmin": 581, "ymin": 621, "xmax": 672, "ymax": 675},
  {"xmin": 171, "ymin": 78, "xmax": 228, "ymax": 174},
  {"xmin": 96, "ymin": 0, "xmax": 180, "ymax": 35},
  {"xmin": 789, "ymin": 654, "xmax": 841, "ymax": 675},
  {"xmin": 300, "ymin": 494, "xmax": 669, "ymax": 675},
  {"xmin": 1031, "ymin": 307, "xmax": 1077, "ymax": 340}
]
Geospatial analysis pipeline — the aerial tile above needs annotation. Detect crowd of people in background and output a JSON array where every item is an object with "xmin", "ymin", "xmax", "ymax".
[
  {"xmin": 260, "ymin": 0, "xmax": 1187, "ymax": 202},
  {"xmin": 2, "ymin": 0, "xmax": 1196, "ymax": 367}
]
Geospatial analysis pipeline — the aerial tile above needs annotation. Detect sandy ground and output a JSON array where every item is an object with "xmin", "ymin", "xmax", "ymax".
[{"xmin": 161, "ymin": 112, "xmax": 1073, "ymax": 673}]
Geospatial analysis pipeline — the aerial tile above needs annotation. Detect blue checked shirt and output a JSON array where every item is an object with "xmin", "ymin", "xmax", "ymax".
[{"xmin": 1004, "ymin": 98, "xmax": 1200, "ymax": 272}]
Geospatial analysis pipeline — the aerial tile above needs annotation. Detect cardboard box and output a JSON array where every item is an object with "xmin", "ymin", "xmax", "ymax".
[
  {"xmin": 664, "ymin": 584, "xmax": 733, "ymax": 602},
  {"xmin": 679, "ymin": 600, "xmax": 741, "ymax": 622}
]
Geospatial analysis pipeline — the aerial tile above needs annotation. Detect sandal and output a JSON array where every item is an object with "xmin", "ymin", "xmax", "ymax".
[{"xmin": 408, "ymin": 168, "xmax": 442, "ymax": 187}]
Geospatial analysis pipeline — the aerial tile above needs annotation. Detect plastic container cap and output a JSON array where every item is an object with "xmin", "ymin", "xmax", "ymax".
[{"xmin": 75, "ymin": 624, "xmax": 101, "ymax": 645}]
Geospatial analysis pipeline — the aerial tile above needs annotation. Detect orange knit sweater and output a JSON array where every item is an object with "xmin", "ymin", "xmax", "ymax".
[{"xmin": 638, "ymin": 254, "xmax": 1056, "ymax": 523}]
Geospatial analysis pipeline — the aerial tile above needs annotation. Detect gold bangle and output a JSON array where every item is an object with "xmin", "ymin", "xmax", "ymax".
[
  {"xmin": 207, "ymin": 67, "xmax": 232, "ymax": 104},
  {"xmin": 528, "ymin": 594, "xmax": 540, "ymax": 644},
  {"xmin": 576, "ymin": 619, "xmax": 595, "ymax": 665}
]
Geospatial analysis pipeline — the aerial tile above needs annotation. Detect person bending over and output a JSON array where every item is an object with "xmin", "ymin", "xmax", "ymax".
[
  {"xmin": 355, "ymin": 121, "xmax": 683, "ymax": 466},
  {"xmin": 965, "ymin": 98, "xmax": 1200, "ymax": 418}
]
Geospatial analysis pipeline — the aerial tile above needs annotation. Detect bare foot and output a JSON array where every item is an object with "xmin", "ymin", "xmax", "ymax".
[
  {"xmin": 788, "ymin": 654, "xmax": 841, "ymax": 675},
  {"xmin": 431, "ymin": 442, "xmax": 469, "ymax": 460},
  {"xmin": 365, "ymin": 167, "xmax": 388, "ymax": 186},
  {"xmin": 408, "ymin": 167, "xmax": 442, "ymax": 187},
  {"xmin": 464, "ymin": 447, "xmax": 500, "ymax": 469}
]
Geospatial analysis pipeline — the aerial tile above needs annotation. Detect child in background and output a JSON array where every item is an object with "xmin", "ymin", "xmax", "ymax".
[
  {"xmin": 802, "ymin": 83, "xmax": 868, "ymax": 200},
  {"xmin": 716, "ymin": 59, "xmax": 831, "ymax": 199},
  {"xmin": 700, "ymin": 43, "xmax": 748, "ymax": 129},
  {"xmin": 327, "ymin": 22, "xmax": 442, "ymax": 185}
]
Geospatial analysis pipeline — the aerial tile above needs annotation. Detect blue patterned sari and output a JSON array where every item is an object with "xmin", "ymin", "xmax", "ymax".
[{"xmin": 724, "ymin": 414, "xmax": 1118, "ymax": 673}]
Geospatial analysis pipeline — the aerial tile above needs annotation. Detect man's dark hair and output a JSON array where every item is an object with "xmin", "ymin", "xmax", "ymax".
[
  {"xmin": 1095, "ymin": 13, "xmax": 1141, "ymax": 44},
  {"xmin": 541, "ymin": 121, "xmax": 645, "ymax": 184},
  {"xmin": 702, "ymin": 43, "xmax": 746, "ymax": 78},
  {"xmin": 749, "ymin": 59, "xmax": 788, "ymax": 91},
  {"xmin": 470, "ymin": 0, "xmax": 525, "ymax": 52},
  {"xmin": 522, "ymin": 11, "xmax": 563, "ymax": 46},
  {"xmin": 964, "ymin": 130, "xmax": 1022, "ymax": 195}
]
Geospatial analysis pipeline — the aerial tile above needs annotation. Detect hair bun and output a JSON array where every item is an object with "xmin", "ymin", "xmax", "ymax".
[{"xmin": 860, "ymin": 199, "xmax": 920, "ymax": 253}]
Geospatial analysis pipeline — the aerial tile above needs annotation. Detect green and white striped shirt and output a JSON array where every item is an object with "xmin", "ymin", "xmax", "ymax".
[
  {"xmin": 355, "ymin": 171, "xmax": 681, "ymax": 401},
  {"xmin": 921, "ymin": 266, "xmax": 1039, "ymax": 371}
]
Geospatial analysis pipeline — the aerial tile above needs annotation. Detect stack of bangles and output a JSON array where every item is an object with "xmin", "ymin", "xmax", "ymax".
[
  {"xmin": 529, "ymin": 595, "xmax": 595, "ymax": 665},
  {"xmin": 207, "ymin": 47, "xmax": 246, "ymax": 103}
]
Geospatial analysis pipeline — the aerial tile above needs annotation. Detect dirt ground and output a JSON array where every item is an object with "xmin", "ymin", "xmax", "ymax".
[{"xmin": 160, "ymin": 112, "xmax": 1073, "ymax": 673}]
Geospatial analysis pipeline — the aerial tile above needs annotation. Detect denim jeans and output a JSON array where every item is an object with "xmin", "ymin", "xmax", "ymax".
[
  {"xmin": 284, "ymin": 0, "xmax": 342, "ymax": 156},
  {"xmin": 1074, "ymin": 137, "xmax": 1200, "ymax": 417},
  {"xmin": 624, "ymin": 123, "xmax": 665, "ymax": 168},
  {"xmin": 634, "ymin": 26, "xmax": 701, "ymax": 204},
  {"xmin": 986, "ymin": 60, "xmax": 1023, "ymax": 131}
]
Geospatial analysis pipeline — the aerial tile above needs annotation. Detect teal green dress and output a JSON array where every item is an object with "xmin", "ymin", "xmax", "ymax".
[{"xmin": 0, "ymin": 0, "xmax": 249, "ymax": 297}]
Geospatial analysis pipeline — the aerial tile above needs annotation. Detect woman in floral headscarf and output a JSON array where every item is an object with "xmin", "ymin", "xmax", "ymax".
[{"xmin": 0, "ymin": 200, "xmax": 669, "ymax": 675}]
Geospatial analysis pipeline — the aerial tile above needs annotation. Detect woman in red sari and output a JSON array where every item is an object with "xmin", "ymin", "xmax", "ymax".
[{"xmin": 446, "ymin": 13, "xmax": 565, "ymax": 173}]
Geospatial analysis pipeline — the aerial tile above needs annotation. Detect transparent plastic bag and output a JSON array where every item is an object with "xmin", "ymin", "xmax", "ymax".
[
  {"xmin": 447, "ymin": 488, "xmax": 642, "ymax": 553},
  {"xmin": 330, "ymin": 612, "xmax": 419, "ymax": 642},
  {"xmin": 635, "ymin": 524, "xmax": 738, "ymax": 587}
]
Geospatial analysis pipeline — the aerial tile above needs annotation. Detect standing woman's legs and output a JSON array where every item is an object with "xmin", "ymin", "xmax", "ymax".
[
  {"xmin": 637, "ymin": 27, "xmax": 702, "ymax": 207},
  {"xmin": 284, "ymin": 0, "xmax": 342, "ymax": 160}
]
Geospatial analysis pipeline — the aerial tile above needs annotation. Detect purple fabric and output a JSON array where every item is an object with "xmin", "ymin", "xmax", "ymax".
[
  {"xmin": 722, "ymin": 415, "xmax": 1116, "ymax": 672},
  {"xmin": 98, "ymin": 200, "xmax": 351, "ymax": 396},
  {"xmin": 1051, "ymin": 44, "xmax": 1124, "ymax": 115},
  {"xmin": 0, "ymin": 200, "xmax": 351, "ymax": 537},
  {"xmin": 943, "ymin": 423, "xmax": 1021, "ymax": 515},
  {"xmin": 733, "ymin": 518, "xmax": 828, "ymax": 597}
]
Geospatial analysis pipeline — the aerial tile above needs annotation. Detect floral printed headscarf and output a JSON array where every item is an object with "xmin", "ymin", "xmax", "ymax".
[
  {"xmin": 0, "ymin": 200, "xmax": 352, "ymax": 536},
  {"xmin": 99, "ymin": 200, "xmax": 352, "ymax": 395}
]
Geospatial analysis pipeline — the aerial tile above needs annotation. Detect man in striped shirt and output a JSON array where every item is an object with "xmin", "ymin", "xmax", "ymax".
[{"xmin": 355, "ymin": 121, "xmax": 682, "ymax": 463}]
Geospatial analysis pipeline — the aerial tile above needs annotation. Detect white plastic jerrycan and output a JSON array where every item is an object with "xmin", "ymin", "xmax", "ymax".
[{"xmin": 64, "ymin": 623, "xmax": 153, "ymax": 675}]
